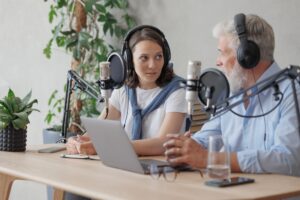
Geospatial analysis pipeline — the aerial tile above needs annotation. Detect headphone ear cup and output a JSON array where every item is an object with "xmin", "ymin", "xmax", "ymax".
[
  {"xmin": 163, "ymin": 40, "xmax": 171, "ymax": 68},
  {"xmin": 237, "ymin": 40, "xmax": 260, "ymax": 69},
  {"xmin": 123, "ymin": 47, "xmax": 133, "ymax": 76}
]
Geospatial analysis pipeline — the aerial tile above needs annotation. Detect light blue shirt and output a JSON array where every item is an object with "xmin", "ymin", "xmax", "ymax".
[{"xmin": 192, "ymin": 62, "xmax": 300, "ymax": 176}]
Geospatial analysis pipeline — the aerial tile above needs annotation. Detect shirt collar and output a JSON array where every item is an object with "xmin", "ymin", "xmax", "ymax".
[
  {"xmin": 255, "ymin": 61, "xmax": 281, "ymax": 96},
  {"xmin": 229, "ymin": 61, "xmax": 281, "ymax": 100},
  {"xmin": 256, "ymin": 61, "xmax": 281, "ymax": 82}
]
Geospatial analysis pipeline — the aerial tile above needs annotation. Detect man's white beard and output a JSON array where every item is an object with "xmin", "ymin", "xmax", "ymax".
[{"xmin": 223, "ymin": 63, "xmax": 248, "ymax": 94}]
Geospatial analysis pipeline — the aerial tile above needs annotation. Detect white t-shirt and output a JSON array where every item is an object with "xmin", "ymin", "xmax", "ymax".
[{"xmin": 109, "ymin": 86, "xmax": 187, "ymax": 139}]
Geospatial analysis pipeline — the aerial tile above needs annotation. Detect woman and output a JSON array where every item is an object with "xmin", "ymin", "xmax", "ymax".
[{"xmin": 67, "ymin": 25, "xmax": 187, "ymax": 156}]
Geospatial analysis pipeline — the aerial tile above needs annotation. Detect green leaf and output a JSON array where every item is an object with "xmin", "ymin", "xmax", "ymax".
[
  {"xmin": 118, "ymin": 0, "xmax": 128, "ymax": 9},
  {"xmin": 95, "ymin": 53, "xmax": 107, "ymax": 62},
  {"xmin": 73, "ymin": 48, "xmax": 81, "ymax": 60},
  {"xmin": 95, "ymin": 3, "xmax": 106, "ymax": 13},
  {"xmin": 13, "ymin": 97, "xmax": 22, "ymax": 113},
  {"xmin": 57, "ymin": 0, "xmax": 68, "ymax": 8},
  {"xmin": 106, "ymin": 12, "xmax": 117, "ymax": 24},
  {"xmin": 103, "ymin": 23, "xmax": 109, "ymax": 35},
  {"xmin": 98, "ymin": 14, "xmax": 106, "ymax": 22},
  {"xmin": 56, "ymin": 36, "xmax": 66, "ymax": 47},
  {"xmin": 85, "ymin": 0, "xmax": 98, "ymax": 13},
  {"xmin": 21, "ymin": 90, "xmax": 32, "ymax": 107},
  {"xmin": 43, "ymin": 39, "xmax": 53, "ymax": 59},
  {"xmin": 0, "ymin": 100, "xmax": 11, "ymax": 114},
  {"xmin": 48, "ymin": 5, "xmax": 57, "ymax": 23},
  {"xmin": 44, "ymin": 111, "xmax": 55, "ymax": 124},
  {"xmin": 12, "ymin": 118, "xmax": 27, "ymax": 130},
  {"xmin": 0, "ymin": 121, "xmax": 8, "ymax": 129},
  {"xmin": 7, "ymin": 89, "xmax": 15, "ymax": 101},
  {"xmin": 78, "ymin": 31, "xmax": 92, "ymax": 41},
  {"xmin": 53, "ymin": 99, "xmax": 61, "ymax": 109},
  {"xmin": 14, "ymin": 111, "xmax": 29, "ymax": 122},
  {"xmin": 104, "ymin": 0, "xmax": 120, "ymax": 8},
  {"xmin": 4, "ymin": 89, "xmax": 20, "ymax": 113},
  {"xmin": 29, "ymin": 108, "xmax": 40, "ymax": 113},
  {"xmin": 26, "ymin": 99, "xmax": 38, "ymax": 110},
  {"xmin": 65, "ymin": 36, "xmax": 78, "ymax": 51},
  {"xmin": 114, "ymin": 26, "xmax": 124, "ymax": 38},
  {"xmin": 78, "ymin": 35, "xmax": 91, "ymax": 50},
  {"xmin": 0, "ymin": 112, "xmax": 12, "ymax": 123},
  {"xmin": 48, "ymin": 90, "xmax": 58, "ymax": 105}
]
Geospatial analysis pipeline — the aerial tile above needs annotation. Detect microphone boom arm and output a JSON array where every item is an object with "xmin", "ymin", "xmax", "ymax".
[
  {"xmin": 208, "ymin": 65, "xmax": 300, "ymax": 135},
  {"xmin": 61, "ymin": 70, "xmax": 103, "ymax": 142}
]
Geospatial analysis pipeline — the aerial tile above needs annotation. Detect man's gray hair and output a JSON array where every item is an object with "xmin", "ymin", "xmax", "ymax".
[{"xmin": 213, "ymin": 14, "xmax": 275, "ymax": 61}]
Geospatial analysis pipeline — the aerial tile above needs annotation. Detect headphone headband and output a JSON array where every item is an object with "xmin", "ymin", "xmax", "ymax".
[
  {"xmin": 234, "ymin": 13, "xmax": 260, "ymax": 69},
  {"xmin": 122, "ymin": 25, "xmax": 168, "ymax": 53}
]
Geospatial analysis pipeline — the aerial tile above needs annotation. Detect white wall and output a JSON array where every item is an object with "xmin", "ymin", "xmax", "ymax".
[
  {"xmin": 0, "ymin": 0, "xmax": 300, "ymax": 199},
  {"xmin": 128, "ymin": 0, "xmax": 300, "ymax": 76}
]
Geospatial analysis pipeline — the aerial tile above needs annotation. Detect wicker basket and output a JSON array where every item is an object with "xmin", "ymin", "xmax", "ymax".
[{"xmin": 0, "ymin": 125, "xmax": 27, "ymax": 152}]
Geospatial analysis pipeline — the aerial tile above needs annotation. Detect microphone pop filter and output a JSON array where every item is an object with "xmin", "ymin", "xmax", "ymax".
[
  {"xmin": 198, "ymin": 68, "xmax": 230, "ymax": 108},
  {"xmin": 107, "ymin": 52, "xmax": 126, "ymax": 89}
]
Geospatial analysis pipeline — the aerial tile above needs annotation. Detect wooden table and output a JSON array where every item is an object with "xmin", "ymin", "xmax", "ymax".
[{"xmin": 1, "ymin": 144, "xmax": 300, "ymax": 200}]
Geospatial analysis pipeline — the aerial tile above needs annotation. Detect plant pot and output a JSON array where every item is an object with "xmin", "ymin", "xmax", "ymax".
[
  {"xmin": 42, "ymin": 128, "xmax": 63, "ymax": 144},
  {"xmin": 0, "ymin": 125, "xmax": 27, "ymax": 152},
  {"xmin": 42, "ymin": 128, "xmax": 76, "ymax": 144}
]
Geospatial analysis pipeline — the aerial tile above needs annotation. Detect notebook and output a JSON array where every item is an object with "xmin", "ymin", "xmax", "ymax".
[{"xmin": 81, "ymin": 117, "xmax": 169, "ymax": 174}]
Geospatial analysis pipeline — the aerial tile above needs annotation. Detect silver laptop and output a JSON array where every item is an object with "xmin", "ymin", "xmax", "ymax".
[{"xmin": 81, "ymin": 117, "xmax": 169, "ymax": 174}]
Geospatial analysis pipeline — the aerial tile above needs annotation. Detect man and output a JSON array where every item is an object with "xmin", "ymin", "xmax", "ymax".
[{"xmin": 164, "ymin": 13, "xmax": 300, "ymax": 176}]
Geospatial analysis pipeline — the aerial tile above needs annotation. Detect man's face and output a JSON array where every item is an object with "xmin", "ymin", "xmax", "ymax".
[
  {"xmin": 216, "ymin": 36, "xmax": 236, "ymax": 75},
  {"xmin": 216, "ymin": 36, "xmax": 248, "ymax": 93}
]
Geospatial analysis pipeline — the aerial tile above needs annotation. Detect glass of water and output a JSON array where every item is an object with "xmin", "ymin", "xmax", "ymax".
[{"xmin": 207, "ymin": 135, "xmax": 231, "ymax": 180}]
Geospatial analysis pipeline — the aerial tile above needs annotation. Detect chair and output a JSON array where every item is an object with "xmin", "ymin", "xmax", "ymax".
[{"xmin": 189, "ymin": 101, "xmax": 210, "ymax": 133}]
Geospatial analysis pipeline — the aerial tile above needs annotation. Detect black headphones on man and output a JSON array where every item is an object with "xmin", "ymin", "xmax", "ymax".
[
  {"xmin": 234, "ymin": 13, "xmax": 260, "ymax": 69},
  {"xmin": 121, "ymin": 25, "xmax": 171, "ymax": 74}
]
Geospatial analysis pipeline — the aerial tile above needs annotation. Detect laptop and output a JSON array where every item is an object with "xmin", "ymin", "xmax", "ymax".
[{"xmin": 81, "ymin": 117, "xmax": 169, "ymax": 174}]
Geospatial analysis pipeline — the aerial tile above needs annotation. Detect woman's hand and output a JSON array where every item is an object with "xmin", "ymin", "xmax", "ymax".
[{"xmin": 66, "ymin": 134, "xmax": 97, "ymax": 155}]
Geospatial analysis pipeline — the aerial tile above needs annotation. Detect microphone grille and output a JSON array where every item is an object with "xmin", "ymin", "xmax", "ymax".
[
  {"xmin": 187, "ymin": 60, "xmax": 201, "ymax": 79},
  {"xmin": 100, "ymin": 61, "xmax": 110, "ymax": 78}
]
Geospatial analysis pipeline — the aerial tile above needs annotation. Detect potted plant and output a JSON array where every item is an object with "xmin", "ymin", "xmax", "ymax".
[
  {"xmin": 43, "ymin": 0, "xmax": 136, "ymax": 137},
  {"xmin": 0, "ymin": 89, "xmax": 39, "ymax": 152}
]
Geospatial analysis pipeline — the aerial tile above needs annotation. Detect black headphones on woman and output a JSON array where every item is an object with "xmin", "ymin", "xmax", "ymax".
[
  {"xmin": 121, "ymin": 25, "xmax": 171, "ymax": 74},
  {"xmin": 234, "ymin": 13, "xmax": 260, "ymax": 69}
]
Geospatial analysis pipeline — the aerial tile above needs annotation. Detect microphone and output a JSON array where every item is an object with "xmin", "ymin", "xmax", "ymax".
[
  {"xmin": 272, "ymin": 83, "xmax": 281, "ymax": 101},
  {"xmin": 97, "ymin": 52, "xmax": 126, "ymax": 111},
  {"xmin": 99, "ymin": 61, "xmax": 112, "ymax": 109},
  {"xmin": 204, "ymin": 86, "xmax": 215, "ymax": 110},
  {"xmin": 185, "ymin": 60, "xmax": 201, "ymax": 115}
]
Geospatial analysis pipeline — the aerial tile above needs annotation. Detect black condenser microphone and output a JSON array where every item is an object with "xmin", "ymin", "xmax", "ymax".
[
  {"xmin": 185, "ymin": 60, "xmax": 201, "ymax": 115},
  {"xmin": 99, "ymin": 61, "xmax": 112, "ymax": 109}
]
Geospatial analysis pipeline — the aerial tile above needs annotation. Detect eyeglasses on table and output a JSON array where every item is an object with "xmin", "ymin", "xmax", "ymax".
[{"xmin": 149, "ymin": 164, "xmax": 204, "ymax": 182}]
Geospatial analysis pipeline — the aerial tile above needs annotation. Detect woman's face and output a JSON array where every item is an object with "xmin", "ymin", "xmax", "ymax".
[{"xmin": 132, "ymin": 40, "xmax": 164, "ymax": 89}]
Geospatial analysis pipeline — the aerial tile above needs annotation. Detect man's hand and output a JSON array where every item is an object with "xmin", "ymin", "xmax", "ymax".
[
  {"xmin": 66, "ymin": 134, "xmax": 97, "ymax": 155},
  {"xmin": 163, "ymin": 132, "xmax": 207, "ymax": 169}
]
